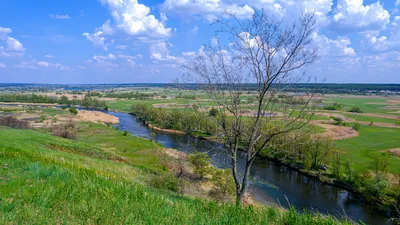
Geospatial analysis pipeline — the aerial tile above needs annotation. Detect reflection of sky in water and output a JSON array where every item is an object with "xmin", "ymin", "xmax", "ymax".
[{"xmin": 107, "ymin": 111, "xmax": 390, "ymax": 225}]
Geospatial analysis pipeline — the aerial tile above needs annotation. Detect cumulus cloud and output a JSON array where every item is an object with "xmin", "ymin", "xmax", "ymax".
[
  {"xmin": 312, "ymin": 32, "xmax": 356, "ymax": 57},
  {"xmin": 83, "ymin": 31, "xmax": 107, "ymax": 50},
  {"xmin": 84, "ymin": 0, "xmax": 172, "ymax": 49},
  {"xmin": 88, "ymin": 53, "xmax": 142, "ymax": 68},
  {"xmin": 161, "ymin": 0, "xmax": 254, "ymax": 21},
  {"xmin": 0, "ymin": 62, "xmax": 6, "ymax": 68},
  {"xmin": 361, "ymin": 16, "xmax": 400, "ymax": 52},
  {"xmin": 49, "ymin": 14, "xmax": 71, "ymax": 20},
  {"xmin": 330, "ymin": 0, "xmax": 390, "ymax": 33},
  {"xmin": 0, "ymin": 26, "xmax": 25, "ymax": 57}
]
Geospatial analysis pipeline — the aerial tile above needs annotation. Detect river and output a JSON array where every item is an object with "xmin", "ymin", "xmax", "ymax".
[{"xmin": 108, "ymin": 111, "xmax": 391, "ymax": 225}]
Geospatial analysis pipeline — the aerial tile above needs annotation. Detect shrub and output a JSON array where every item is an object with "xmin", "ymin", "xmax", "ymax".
[
  {"xmin": 323, "ymin": 102, "xmax": 342, "ymax": 111},
  {"xmin": 188, "ymin": 151, "xmax": 212, "ymax": 179},
  {"xmin": 352, "ymin": 123, "xmax": 360, "ymax": 131},
  {"xmin": 149, "ymin": 173, "xmax": 180, "ymax": 192},
  {"xmin": 209, "ymin": 108, "xmax": 219, "ymax": 117},
  {"xmin": 332, "ymin": 117, "xmax": 343, "ymax": 125},
  {"xmin": 51, "ymin": 121, "xmax": 77, "ymax": 140},
  {"xmin": 369, "ymin": 121, "xmax": 374, "ymax": 126},
  {"xmin": 348, "ymin": 107, "xmax": 363, "ymax": 113},
  {"xmin": 0, "ymin": 116, "xmax": 29, "ymax": 129},
  {"xmin": 210, "ymin": 169, "xmax": 235, "ymax": 199},
  {"xmin": 123, "ymin": 130, "xmax": 129, "ymax": 136},
  {"xmin": 69, "ymin": 107, "xmax": 78, "ymax": 115},
  {"xmin": 39, "ymin": 115, "xmax": 47, "ymax": 122}
]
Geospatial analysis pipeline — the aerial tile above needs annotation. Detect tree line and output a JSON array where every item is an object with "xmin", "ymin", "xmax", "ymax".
[{"xmin": 0, "ymin": 93, "xmax": 107, "ymax": 108}]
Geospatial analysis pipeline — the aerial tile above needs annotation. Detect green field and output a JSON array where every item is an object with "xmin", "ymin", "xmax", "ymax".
[{"xmin": 336, "ymin": 125, "xmax": 400, "ymax": 173}]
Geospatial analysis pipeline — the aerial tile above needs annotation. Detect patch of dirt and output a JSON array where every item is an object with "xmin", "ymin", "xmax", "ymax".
[
  {"xmin": 163, "ymin": 148, "xmax": 188, "ymax": 160},
  {"xmin": 388, "ymin": 149, "xmax": 400, "ymax": 158},
  {"xmin": 387, "ymin": 100, "xmax": 400, "ymax": 105},
  {"xmin": 312, "ymin": 121, "xmax": 359, "ymax": 140},
  {"xmin": 77, "ymin": 110, "xmax": 119, "ymax": 124}
]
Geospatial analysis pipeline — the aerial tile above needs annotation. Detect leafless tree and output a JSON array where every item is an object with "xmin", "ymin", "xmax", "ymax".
[{"xmin": 183, "ymin": 8, "xmax": 319, "ymax": 205}]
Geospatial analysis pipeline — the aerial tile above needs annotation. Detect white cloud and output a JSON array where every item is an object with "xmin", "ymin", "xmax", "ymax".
[
  {"xmin": 183, "ymin": 51, "xmax": 196, "ymax": 57},
  {"xmin": 361, "ymin": 16, "xmax": 400, "ymax": 52},
  {"xmin": 6, "ymin": 37, "xmax": 24, "ymax": 51},
  {"xmin": 161, "ymin": 0, "xmax": 254, "ymax": 22},
  {"xmin": 83, "ymin": 31, "xmax": 107, "ymax": 50},
  {"xmin": 84, "ymin": 0, "xmax": 172, "ymax": 49},
  {"xmin": 312, "ymin": 32, "xmax": 356, "ymax": 57},
  {"xmin": 150, "ymin": 42, "xmax": 182, "ymax": 62},
  {"xmin": 88, "ymin": 53, "xmax": 142, "ymax": 68},
  {"xmin": 0, "ymin": 62, "xmax": 6, "ymax": 68},
  {"xmin": 115, "ymin": 44, "xmax": 128, "ymax": 50},
  {"xmin": 45, "ymin": 55, "xmax": 55, "ymax": 58},
  {"xmin": 396, "ymin": 0, "xmax": 400, "ymax": 6},
  {"xmin": 15, "ymin": 60, "xmax": 69, "ymax": 70},
  {"xmin": 0, "ymin": 26, "xmax": 25, "ymax": 57},
  {"xmin": 191, "ymin": 26, "xmax": 198, "ymax": 34},
  {"xmin": 49, "ymin": 14, "xmax": 71, "ymax": 20},
  {"xmin": 330, "ymin": 0, "xmax": 390, "ymax": 33}
]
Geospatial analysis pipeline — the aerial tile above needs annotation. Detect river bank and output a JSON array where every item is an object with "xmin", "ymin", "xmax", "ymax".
[{"xmin": 121, "ymin": 111, "xmax": 394, "ymax": 224}]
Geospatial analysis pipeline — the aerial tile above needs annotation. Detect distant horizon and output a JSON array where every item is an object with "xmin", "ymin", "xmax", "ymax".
[{"xmin": 1, "ymin": 82, "xmax": 400, "ymax": 85}]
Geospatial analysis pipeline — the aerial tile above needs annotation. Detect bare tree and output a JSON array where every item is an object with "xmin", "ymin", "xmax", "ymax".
[{"xmin": 183, "ymin": 8, "xmax": 318, "ymax": 205}]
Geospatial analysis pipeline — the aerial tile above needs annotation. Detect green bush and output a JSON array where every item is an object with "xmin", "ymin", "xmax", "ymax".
[
  {"xmin": 149, "ymin": 173, "xmax": 180, "ymax": 192},
  {"xmin": 123, "ymin": 130, "xmax": 129, "ymax": 136},
  {"xmin": 39, "ymin": 115, "xmax": 47, "ymax": 122},
  {"xmin": 188, "ymin": 151, "xmax": 212, "ymax": 179},
  {"xmin": 332, "ymin": 117, "xmax": 343, "ymax": 125},
  {"xmin": 209, "ymin": 108, "xmax": 219, "ymax": 117},
  {"xmin": 69, "ymin": 107, "xmax": 78, "ymax": 115},
  {"xmin": 348, "ymin": 107, "xmax": 363, "ymax": 113},
  {"xmin": 352, "ymin": 123, "xmax": 360, "ymax": 131},
  {"xmin": 210, "ymin": 169, "xmax": 235, "ymax": 199},
  {"xmin": 324, "ymin": 102, "xmax": 342, "ymax": 111}
]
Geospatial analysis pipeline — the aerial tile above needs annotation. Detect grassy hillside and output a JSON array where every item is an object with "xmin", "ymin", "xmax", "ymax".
[{"xmin": 0, "ymin": 125, "xmax": 350, "ymax": 224}]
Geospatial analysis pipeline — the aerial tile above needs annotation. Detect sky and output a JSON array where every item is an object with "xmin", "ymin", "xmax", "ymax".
[{"xmin": 0, "ymin": 0, "xmax": 399, "ymax": 84}]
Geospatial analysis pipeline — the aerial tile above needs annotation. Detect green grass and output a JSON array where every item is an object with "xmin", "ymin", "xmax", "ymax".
[
  {"xmin": 343, "ymin": 113, "xmax": 399, "ymax": 124},
  {"xmin": 0, "ymin": 126, "xmax": 349, "ymax": 224},
  {"xmin": 324, "ymin": 97, "xmax": 397, "ymax": 114},
  {"xmin": 107, "ymin": 99, "xmax": 189, "ymax": 112},
  {"xmin": 336, "ymin": 125, "xmax": 400, "ymax": 174}
]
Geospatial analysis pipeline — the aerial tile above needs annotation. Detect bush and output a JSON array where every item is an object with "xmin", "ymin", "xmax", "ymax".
[
  {"xmin": 352, "ymin": 123, "xmax": 360, "ymax": 131},
  {"xmin": 209, "ymin": 108, "xmax": 219, "ymax": 117},
  {"xmin": 51, "ymin": 121, "xmax": 77, "ymax": 140},
  {"xmin": 332, "ymin": 117, "xmax": 343, "ymax": 125},
  {"xmin": 123, "ymin": 130, "xmax": 129, "ymax": 136},
  {"xmin": 69, "ymin": 107, "xmax": 78, "ymax": 115},
  {"xmin": 0, "ymin": 116, "xmax": 29, "ymax": 129},
  {"xmin": 324, "ymin": 102, "xmax": 342, "ymax": 111},
  {"xmin": 39, "ymin": 115, "xmax": 47, "ymax": 122},
  {"xmin": 149, "ymin": 172, "xmax": 180, "ymax": 192},
  {"xmin": 348, "ymin": 107, "xmax": 363, "ymax": 113},
  {"xmin": 210, "ymin": 169, "xmax": 235, "ymax": 199},
  {"xmin": 188, "ymin": 151, "xmax": 212, "ymax": 179}
]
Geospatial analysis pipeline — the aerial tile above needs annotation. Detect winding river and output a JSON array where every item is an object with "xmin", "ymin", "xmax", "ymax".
[{"xmin": 108, "ymin": 111, "xmax": 391, "ymax": 225}]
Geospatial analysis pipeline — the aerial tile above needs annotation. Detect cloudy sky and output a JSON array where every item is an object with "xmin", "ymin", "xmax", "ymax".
[{"xmin": 0, "ymin": 0, "xmax": 399, "ymax": 84}]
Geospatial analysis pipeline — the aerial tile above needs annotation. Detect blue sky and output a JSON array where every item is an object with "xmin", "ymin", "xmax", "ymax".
[{"xmin": 0, "ymin": 0, "xmax": 399, "ymax": 84}]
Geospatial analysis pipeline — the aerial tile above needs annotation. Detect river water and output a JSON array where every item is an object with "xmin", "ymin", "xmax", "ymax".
[{"xmin": 108, "ymin": 111, "xmax": 391, "ymax": 225}]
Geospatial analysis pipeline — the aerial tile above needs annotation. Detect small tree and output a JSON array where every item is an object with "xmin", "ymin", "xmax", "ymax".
[
  {"xmin": 184, "ymin": 8, "xmax": 318, "ymax": 204},
  {"xmin": 188, "ymin": 151, "xmax": 212, "ymax": 179},
  {"xmin": 69, "ymin": 107, "xmax": 78, "ymax": 115}
]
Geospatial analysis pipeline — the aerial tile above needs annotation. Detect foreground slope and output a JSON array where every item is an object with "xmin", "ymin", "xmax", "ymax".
[{"xmin": 0, "ymin": 125, "xmax": 350, "ymax": 224}]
